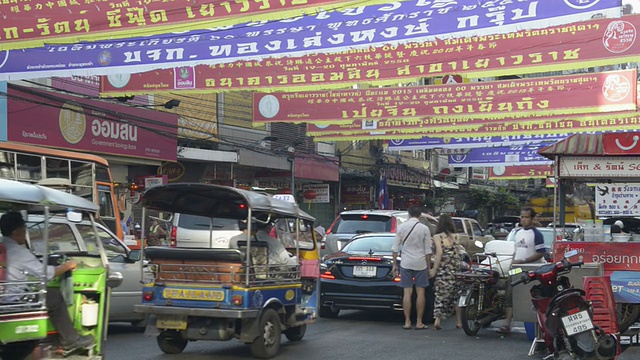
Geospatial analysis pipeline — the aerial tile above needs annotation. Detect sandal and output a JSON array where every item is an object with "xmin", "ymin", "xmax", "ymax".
[
  {"xmin": 497, "ymin": 325, "xmax": 511, "ymax": 334},
  {"xmin": 415, "ymin": 324, "xmax": 428, "ymax": 330},
  {"xmin": 402, "ymin": 324, "xmax": 412, "ymax": 330}
]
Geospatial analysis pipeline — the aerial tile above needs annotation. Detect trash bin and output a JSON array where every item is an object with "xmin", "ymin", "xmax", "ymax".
[{"xmin": 524, "ymin": 322, "xmax": 536, "ymax": 340}]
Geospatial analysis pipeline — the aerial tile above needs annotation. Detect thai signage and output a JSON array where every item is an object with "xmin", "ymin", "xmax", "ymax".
[
  {"xmin": 302, "ymin": 184, "xmax": 330, "ymax": 204},
  {"xmin": 341, "ymin": 184, "xmax": 371, "ymax": 205},
  {"xmin": 97, "ymin": 11, "xmax": 640, "ymax": 95},
  {"xmin": 488, "ymin": 164, "xmax": 554, "ymax": 180},
  {"xmin": 6, "ymin": 85, "xmax": 178, "ymax": 161},
  {"xmin": 553, "ymin": 242, "xmax": 640, "ymax": 272},
  {"xmin": 0, "ymin": 0, "xmax": 385, "ymax": 51},
  {"xmin": 387, "ymin": 134, "xmax": 570, "ymax": 150},
  {"xmin": 0, "ymin": 1, "xmax": 623, "ymax": 81},
  {"xmin": 595, "ymin": 183, "xmax": 640, "ymax": 216},
  {"xmin": 559, "ymin": 156, "xmax": 640, "ymax": 178},
  {"xmin": 253, "ymin": 70, "xmax": 637, "ymax": 124},
  {"xmin": 449, "ymin": 143, "xmax": 554, "ymax": 167},
  {"xmin": 385, "ymin": 166, "xmax": 430, "ymax": 189}
]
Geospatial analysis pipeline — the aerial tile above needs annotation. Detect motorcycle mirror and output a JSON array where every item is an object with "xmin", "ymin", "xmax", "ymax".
[
  {"xmin": 474, "ymin": 240, "xmax": 484, "ymax": 249},
  {"xmin": 563, "ymin": 249, "xmax": 579, "ymax": 259},
  {"xmin": 508, "ymin": 268, "xmax": 523, "ymax": 276}
]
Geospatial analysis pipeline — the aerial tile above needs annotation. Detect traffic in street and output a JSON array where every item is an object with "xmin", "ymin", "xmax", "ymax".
[{"xmin": 106, "ymin": 312, "xmax": 532, "ymax": 360}]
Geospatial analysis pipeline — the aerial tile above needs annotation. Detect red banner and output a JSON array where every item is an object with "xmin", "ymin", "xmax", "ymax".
[
  {"xmin": 488, "ymin": 164, "xmax": 554, "ymax": 180},
  {"xmin": 101, "ymin": 15, "xmax": 640, "ymax": 96},
  {"xmin": 553, "ymin": 242, "xmax": 640, "ymax": 273},
  {"xmin": 307, "ymin": 111, "xmax": 640, "ymax": 139},
  {"xmin": 6, "ymin": 85, "xmax": 178, "ymax": 162},
  {"xmin": 252, "ymin": 70, "xmax": 637, "ymax": 124},
  {"xmin": 0, "ymin": 0, "xmax": 376, "ymax": 51},
  {"xmin": 603, "ymin": 132, "xmax": 640, "ymax": 155}
]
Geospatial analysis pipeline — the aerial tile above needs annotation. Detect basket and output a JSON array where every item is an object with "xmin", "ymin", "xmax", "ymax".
[{"xmin": 612, "ymin": 234, "xmax": 631, "ymax": 243}]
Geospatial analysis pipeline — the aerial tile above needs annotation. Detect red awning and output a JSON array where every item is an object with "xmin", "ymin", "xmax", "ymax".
[
  {"xmin": 295, "ymin": 154, "xmax": 339, "ymax": 182},
  {"xmin": 539, "ymin": 132, "xmax": 640, "ymax": 159}
]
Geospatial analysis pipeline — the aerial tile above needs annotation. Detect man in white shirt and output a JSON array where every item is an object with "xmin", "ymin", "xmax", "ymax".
[
  {"xmin": 256, "ymin": 222, "xmax": 297, "ymax": 267},
  {"xmin": 392, "ymin": 206, "xmax": 432, "ymax": 330},
  {"xmin": 0, "ymin": 211, "xmax": 95, "ymax": 351},
  {"xmin": 500, "ymin": 207, "xmax": 547, "ymax": 334}
]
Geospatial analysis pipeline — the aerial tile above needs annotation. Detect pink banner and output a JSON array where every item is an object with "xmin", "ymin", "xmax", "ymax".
[
  {"xmin": 7, "ymin": 84, "xmax": 177, "ymax": 161},
  {"xmin": 253, "ymin": 70, "xmax": 637, "ymax": 124}
]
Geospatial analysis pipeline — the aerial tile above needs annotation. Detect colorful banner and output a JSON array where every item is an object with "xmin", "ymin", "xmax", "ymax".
[
  {"xmin": 387, "ymin": 134, "xmax": 570, "ymax": 150},
  {"xmin": 553, "ymin": 242, "xmax": 640, "ymax": 272},
  {"xmin": 254, "ymin": 70, "xmax": 637, "ymax": 124},
  {"xmin": 310, "ymin": 111, "xmax": 640, "ymax": 141},
  {"xmin": 6, "ymin": 85, "xmax": 178, "ymax": 161},
  {"xmin": 448, "ymin": 143, "xmax": 554, "ymax": 167},
  {"xmin": 98, "ymin": 13, "xmax": 640, "ymax": 95},
  {"xmin": 488, "ymin": 164, "xmax": 554, "ymax": 180},
  {"xmin": 0, "ymin": 0, "xmax": 393, "ymax": 51},
  {"xmin": 595, "ymin": 183, "xmax": 640, "ymax": 216},
  {"xmin": 610, "ymin": 271, "xmax": 640, "ymax": 303},
  {"xmin": 0, "ymin": 1, "xmax": 622, "ymax": 81}
]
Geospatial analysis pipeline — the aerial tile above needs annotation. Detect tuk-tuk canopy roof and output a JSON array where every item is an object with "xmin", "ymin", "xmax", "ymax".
[
  {"xmin": 142, "ymin": 183, "xmax": 315, "ymax": 222},
  {"xmin": 0, "ymin": 179, "xmax": 98, "ymax": 212},
  {"xmin": 538, "ymin": 133, "xmax": 604, "ymax": 159}
]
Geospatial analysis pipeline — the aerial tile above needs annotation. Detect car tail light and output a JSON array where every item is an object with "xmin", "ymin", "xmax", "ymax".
[
  {"xmin": 326, "ymin": 217, "xmax": 339, "ymax": 235},
  {"xmin": 320, "ymin": 271, "xmax": 335, "ymax": 280},
  {"xmin": 361, "ymin": 214, "xmax": 369, "ymax": 219},
  {"xmin": 320, "ymin": 242, "xmax": 325, "ymax": 250},
  {"xmin": 170, "ymin": 226, "xmax": 177, "ymax": 247},
  {"xmin": 143, "ymin": 291, "xmax": 154, "ymax": 302},
  {"xmin": 393, "ymin": 276, "xmax": 401, "ymax": 282},
  {"xmin": 233, "ymin": 295, "xmax": 243, "ymax": 306},
  {"xmin": 348, "ymin": 257, "xmax": 382, "ymax": 261},
  {"xmin": 390, "ymin": 217, "xmax": 397, "ymax": 233}
]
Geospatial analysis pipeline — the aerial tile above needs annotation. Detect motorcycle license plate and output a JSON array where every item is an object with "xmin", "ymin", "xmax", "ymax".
[{"xmin": 561, "ymin": 310, "xmax": 594, "ymax": 336}]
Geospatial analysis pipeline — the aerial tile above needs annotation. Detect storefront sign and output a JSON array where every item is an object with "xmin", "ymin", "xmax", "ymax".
[
  {"xmin": 158, "ymin": 162, "xmax": 185, "ymax": 182},
  {"xmin": 559, "ymin": 156, "xmax": 640, "ymax": 178},
  {"xmin": 254, "ymin": 70, "xmax": 637, "ymax": 124},
  {"xmin": 6, "ymin": 84, "xmax": 177, "ymax": 161},
  {"xmin": 386, "ymin": 166, "xmax": 430, "ymax": 189},
  {"xmin": 0, "ymin": 1, "xmax": 622, "ymax": 81},
  {"xmin": 488, "ymin": 164, "xmax": 553, "ymax": 180},
  {"xmin": 0, "ymin": 0, "xmax": 381, "ymax": 51},
  {"xmin": 341, "ymin": 184, "xmax": 371, "ymax": 205},
  {"xmin": 594, "ymin": 183, "xmax": 640, "ymax": 216},
  {"xmin": 553, "ymin": 242, "xmax": 640, "ymax": 272},
  {"xmin": 387, "ymin": 134, "xmax": 570, "ymax": 150},
  {"xmin": 603, "ymin": 132, "xmax": 640, "ymax": 155},
  {"xmin": 449, "ymin": 143, "xmax": 554, "ymax": 167},
  {"xmin": 302, "ymin": 184, "xmax": 330, "ymax": 204}
]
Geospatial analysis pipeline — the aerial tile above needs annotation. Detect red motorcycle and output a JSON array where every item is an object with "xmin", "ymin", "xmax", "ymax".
[{"xmin": 510, "ymin": 250, "xmax": 617, "ymax": 360}]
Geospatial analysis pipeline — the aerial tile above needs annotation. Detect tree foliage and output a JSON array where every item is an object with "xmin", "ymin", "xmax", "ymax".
[{"xmin": 468, "ymin": 187, "xmax": 520, "ymax": 213}]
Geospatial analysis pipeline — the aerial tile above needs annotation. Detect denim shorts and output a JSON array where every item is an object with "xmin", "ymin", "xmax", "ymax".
[{"xmin": 399, "ymin": 267, "xmax": 430, "ymax": 288}]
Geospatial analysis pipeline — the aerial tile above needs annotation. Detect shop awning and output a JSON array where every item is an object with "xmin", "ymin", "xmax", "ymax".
[{"xmin": 538, "ymin": 133, "xmax": 604, "ymax": 159}]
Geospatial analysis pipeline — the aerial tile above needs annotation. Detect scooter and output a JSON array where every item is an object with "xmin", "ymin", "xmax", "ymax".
[{"xmin": 510, "ymin": 250, "xmax": 617, "ymax": 360}]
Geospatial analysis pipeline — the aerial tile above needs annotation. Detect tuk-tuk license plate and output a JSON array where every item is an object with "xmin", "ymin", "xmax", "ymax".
[
  {"xmin": 353, "ymin": 266, "xmax": 376, "ymax": 277},
  {"xmin": 561, "ymin": 310, "xmax": 594, "ymax": 336},
  {"xmin": 162, "ymin": 288, "xmax": 225, "ymax": 301},
  {"xmin": 157, "ymin": 315, "xmax": 187, "ymax": 330}
]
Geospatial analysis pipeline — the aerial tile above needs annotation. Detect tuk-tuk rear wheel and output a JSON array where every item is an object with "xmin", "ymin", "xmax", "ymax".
[
  {"xmin": 157, "ymin": 331, "xmax": 188, "ymax": 354},
  {"xmin": 0, "ymin": 340, "xmax": 38, "ymax": 360},
  {"xmin": 250, "ymin": 309, "xmax": 282, "ymax": 359}
]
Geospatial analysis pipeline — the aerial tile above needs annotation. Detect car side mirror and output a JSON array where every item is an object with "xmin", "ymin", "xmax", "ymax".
[
  {"xmin": 107, "ymin": 271, "xmax": 123, "ymax": 288},
  {"xmin": 128, "ymin": 250, "xmax": 142, "ymax": 262}
]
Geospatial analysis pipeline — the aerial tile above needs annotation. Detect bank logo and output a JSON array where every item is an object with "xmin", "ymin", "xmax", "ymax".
[
  {"xmin": 174, "ymin": 66, "xmax": 195, "ymax": 89},
  {"xmin": 98, "ymin": 51, "xmax": 112, "ymax": 66},
  {"xmin": 450, "ymin": 155, "xmax": 467, "ymax": 163},
  {"xmin": 602, "ymin": 73, "xmax": 631, "ymax": 102},
  {"xmin": 59, "ymin": 103, "xmax": 86, "ymax": 145},
  {"xmin": 107, "ymin": 74, "xmax": 131, "ymax": 89},
  {"xmin": 563, "ymin": 0, "xmax": 600, "ymax": 9},
  {"xmin": 603, "ymin": 20, "xmax": 636, "ymax": 54},
  {"xmin": 258, "ymin": 95, "xmax": 280, "ymax": 119}
]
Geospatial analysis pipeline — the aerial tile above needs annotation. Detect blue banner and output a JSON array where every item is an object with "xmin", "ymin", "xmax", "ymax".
[
  {"xmin": 610, "ymin": 271, "xmax": 640, "ymax": 303},
  {"xmin": 387, "ymin": 134, "xmax": 570, "ymax": 150},
  {"xmin": 448, "ymin": 143, "xmax": 555, "ymax": 167},
  {"xmin": 0, "ymin": 81, "xmax": 6, "ymax": 142},
  {"xmin": 0, "ymin": 0, "xmax": 621, "ymax": 81}
]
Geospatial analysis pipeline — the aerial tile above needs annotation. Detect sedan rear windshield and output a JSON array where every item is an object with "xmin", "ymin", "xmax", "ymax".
[
  {"xmin": 334, "ymin": 215, "xmax": 392, "ymax": 234},
  {"xmin": 178, "ymin": 214, "xmax": 239, "ymax": 231}
]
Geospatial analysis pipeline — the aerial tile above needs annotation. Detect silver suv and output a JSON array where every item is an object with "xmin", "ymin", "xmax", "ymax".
[
  {"xmin": 170, "ymin": 213, "xmax": 242, "ymax": 248},
  {"xmin": 320, "ymin": 210, "xmax": 439, "ymax": 258}
]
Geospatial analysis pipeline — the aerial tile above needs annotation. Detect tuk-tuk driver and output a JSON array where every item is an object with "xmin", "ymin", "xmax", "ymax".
[{"xmin": 0, "ymin": 211, "xmax": 95, "ymax": 351}]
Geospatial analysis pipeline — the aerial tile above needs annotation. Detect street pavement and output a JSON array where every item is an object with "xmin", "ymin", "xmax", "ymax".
[{"xmin": 105, "ymin": 311, "xmax": 536, "ymax": 360}]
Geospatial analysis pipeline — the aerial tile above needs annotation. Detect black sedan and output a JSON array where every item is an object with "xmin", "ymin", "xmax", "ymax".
[{"xmin": 319, "ymin": 233, "xmax": 435, "ymax": 319}]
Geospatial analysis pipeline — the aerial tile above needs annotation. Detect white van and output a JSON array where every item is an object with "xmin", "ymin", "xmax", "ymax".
[{"xmin": 169, "ymin": 213, "xmax": 242, "ymax": 248}]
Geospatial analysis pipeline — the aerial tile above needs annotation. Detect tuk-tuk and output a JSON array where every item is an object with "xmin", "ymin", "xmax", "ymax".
[
  {"xmin": 134, "ymin": 183, "xmax": 317, "ymax": 359},
  {"xmin": 0, "ymin": 179, "xmax": 124, "ymax": 359}
]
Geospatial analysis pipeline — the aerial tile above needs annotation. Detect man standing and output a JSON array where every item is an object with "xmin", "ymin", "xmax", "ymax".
[
  {"xmin": 392, "ymin": 206, "xmax": 433, "ymax": 330},
  {"xmin": 0, "ymin": 212, "xmax": 95, "ymax": 350},
  {"xmin": 500, "ymin": 206, "xmax": 547, "ymax": 333}
]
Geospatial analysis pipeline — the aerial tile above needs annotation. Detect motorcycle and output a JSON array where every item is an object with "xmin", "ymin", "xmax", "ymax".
[
  {"xmin": 457, "ymin": 240, "xmax": 514, "ymax": 336},
  {"xmin": 509, "ymin": 250, "xmax": 617, "ymax": 360}
]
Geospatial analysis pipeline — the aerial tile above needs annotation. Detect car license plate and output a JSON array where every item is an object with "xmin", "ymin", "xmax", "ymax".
[
  {"xmin": 156, "ymin": 315, "xmax": 187, "ymax": 330},
  {"xmin": 353, "ymin": 266, "xmax": 376, "ymax": 277},
  {"xmin": 561, "ymin": 310, "xmax": 594, "ymax": 336},
  {"xmin": 162, "ymin": 288, "xmax": 224, "ymax": 301}
]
